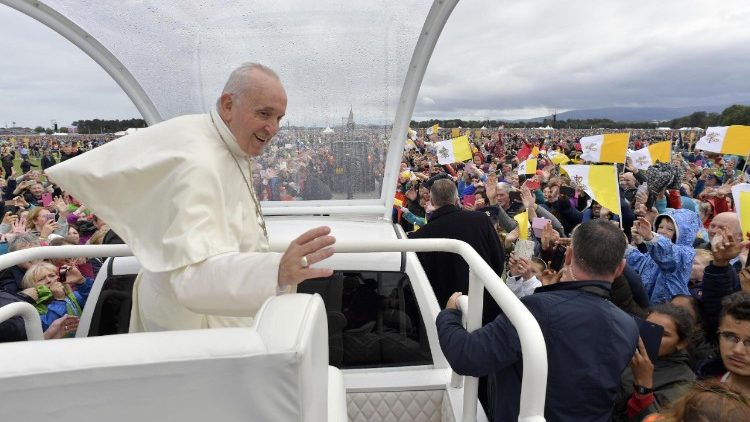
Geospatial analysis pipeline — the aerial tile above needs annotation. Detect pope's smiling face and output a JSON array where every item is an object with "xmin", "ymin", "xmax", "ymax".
[{"xmin": 219, "ymin": 69, "xmax": 287, "ymax": 157}]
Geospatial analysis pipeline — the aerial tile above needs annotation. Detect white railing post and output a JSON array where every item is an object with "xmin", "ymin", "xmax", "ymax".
[
  {"xmin": 0, "ymin": 302, "xmax": 45, "ymax": 341},
  {"xmin": 461, "ymin": 269, "xmax": 484, "ymax": 422}
]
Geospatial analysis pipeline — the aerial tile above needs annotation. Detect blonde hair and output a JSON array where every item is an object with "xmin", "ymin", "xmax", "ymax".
[
  {"xmin": 21, "ymin": 261, "xmax": 57, "ymax": 290},
  {"xmin": 25, "ymin": 207, "xmax": 47, "ymax": 230}
]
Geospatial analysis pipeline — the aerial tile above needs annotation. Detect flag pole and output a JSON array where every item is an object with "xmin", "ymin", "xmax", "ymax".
[{"xmin": 616, "ymin": 165, "xmax": 624, "ymax": 231}]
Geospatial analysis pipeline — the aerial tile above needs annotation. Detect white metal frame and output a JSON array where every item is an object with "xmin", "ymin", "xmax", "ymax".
[
  {"xmin": 0, "ymin": 0, "xmax": 162, "ymax": 124},
  {"xmin": 0, "ymin": 302, "xmax": 44, "ymax": 340},
  {"xmin": 380, "ymin": 0, "xmax": 460, "ymax": 218},
  {"xmin": 1, "ymin": 0, "xmax": 457, "ymax": 217},
  {"xmin": 0, "ymin": 240, "xmax": 547, "ymax": 421}
]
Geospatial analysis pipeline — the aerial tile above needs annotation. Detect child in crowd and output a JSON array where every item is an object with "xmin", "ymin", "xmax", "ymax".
[
  {"xmin": 627, "ymin": 208, "xmax": 702, "ymax": 304},
  {"xmin": 505, "ymin": 253, "xmax": 545, "ymax": 298},
  {"xmin": 614, "ymin": 304, "xmax": 696, "ymax": 421},
  {"xmin": 689, "ymin": 249, "xmax": 713, "ymax": 298}
]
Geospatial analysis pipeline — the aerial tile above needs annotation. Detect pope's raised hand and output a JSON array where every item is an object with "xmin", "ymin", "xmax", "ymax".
[{"xmin": 278, "ymin": 226, "xmax": 336, "ymax": 288}]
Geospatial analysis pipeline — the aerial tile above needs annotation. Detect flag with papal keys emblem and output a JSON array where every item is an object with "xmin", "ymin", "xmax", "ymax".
[
  {"xmin": 425, "ymin": 124, "xmax": 439, "ymax": 135},
  {"xmin": 517, "ymin": 158, "xmax": 537, "ymax": 175},
  {"xmin": 627, "ymin": 141, "xmax": 672, "ymax": 170},
  {"xmin": 696, "ymin": 126, "xmax": 750, "ymax": 156},
  {"xmin": 561, "ymin": 165, "xmax": 621, "ymax": 215},
  {"xmin": 436, "ymin": 136, "xmax": 472, "ymax": 165},
  {"xmin": 731, "ymin": 183, "xmax": 750, "ymax": 241},
  {"xmin": 579, "ymin": 133, "xmax": 629, "ymax": 163}
]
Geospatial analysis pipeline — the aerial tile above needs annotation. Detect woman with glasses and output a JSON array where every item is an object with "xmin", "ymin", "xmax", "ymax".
[{"xmin": 614, "ymin": 303, "xmax": 697, "ymax": 421}]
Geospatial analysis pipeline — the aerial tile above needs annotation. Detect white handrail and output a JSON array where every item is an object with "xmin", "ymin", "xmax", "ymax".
[
  {"xmin": 0, "ymin": 239, "xmax": 546, "ymax": 421},
  {"xmin": 0, "ymin": 244, "xmax": 133, "ymax": 270},
  {"xmin": 0, "ymin": 302, "xmax": 44, "ymax": 341},
  {"xmin": 270, "ymin": 238, "xmax": 548, "ymax": 422}
]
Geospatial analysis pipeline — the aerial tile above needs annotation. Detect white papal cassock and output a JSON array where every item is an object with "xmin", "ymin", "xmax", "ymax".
[{"xmin": 46, "ymin": 109, "xmax": 288, "ymax": 331}]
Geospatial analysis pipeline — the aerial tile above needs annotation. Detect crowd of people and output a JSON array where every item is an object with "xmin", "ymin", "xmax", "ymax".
[
  {"xmin": 1, "ymin": 114, "xmax": 750, "ymax": 420},
  {"xmin": 396, "ymin": 126, "xmax": 750, "ymax": 420},
  {"xmin": 0, "ymin": 138, "xmax": 123, "ymax": 341}
]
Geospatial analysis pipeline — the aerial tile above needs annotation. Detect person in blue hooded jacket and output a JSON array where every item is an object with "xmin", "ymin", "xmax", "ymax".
[{"xmin": 627, "ymin": 208, "xmax": 701, "ymax": 304}]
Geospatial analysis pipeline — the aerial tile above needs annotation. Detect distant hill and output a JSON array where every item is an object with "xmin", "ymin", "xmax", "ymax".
[{"xmin": 527, "ymin": 103, "xmax": 750, "ymax": 122}]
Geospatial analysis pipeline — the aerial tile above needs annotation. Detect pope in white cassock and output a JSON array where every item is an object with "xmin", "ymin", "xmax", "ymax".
[{"xmin": 45, "ymin": 63, "xmax": 336, "ymax": 331}]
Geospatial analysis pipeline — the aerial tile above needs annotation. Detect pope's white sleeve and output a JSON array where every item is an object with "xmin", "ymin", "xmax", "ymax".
[{"xmin": 168, "ymin": 251, "xmax": 283, "ymax": 317}]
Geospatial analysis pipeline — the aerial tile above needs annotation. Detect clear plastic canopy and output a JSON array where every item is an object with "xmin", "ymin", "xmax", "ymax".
[{"xmin": 37, "ymin": 0, "xmax": 434, "ymax": 206}]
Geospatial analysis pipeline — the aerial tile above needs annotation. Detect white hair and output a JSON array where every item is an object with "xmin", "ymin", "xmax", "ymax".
[
  {"xmin": 216, "ymin": 63, "xmax": 280, "ymax": 107},
  {"xmin": 497, "ymin": 182, "xmax": 512, "ymax": 193}
]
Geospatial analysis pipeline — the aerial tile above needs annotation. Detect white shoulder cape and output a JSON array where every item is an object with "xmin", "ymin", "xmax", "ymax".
[{"xmin": 46, "ymin": 110, "xmax": 268, "ymax": 273}]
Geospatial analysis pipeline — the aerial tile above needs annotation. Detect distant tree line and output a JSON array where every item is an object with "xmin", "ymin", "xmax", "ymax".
[
  {"xmin": 71, "ymin": 118, "xmax": 147, "ymax": 134},
  {"xmin": 411, "ymin": 104, "xmax": 750, "ymax": 129}
]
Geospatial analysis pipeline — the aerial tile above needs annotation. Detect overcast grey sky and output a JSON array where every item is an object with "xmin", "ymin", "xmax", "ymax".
[{"xmin": 1, "ymin": 0, "xmax": 749, "ymax": 128}]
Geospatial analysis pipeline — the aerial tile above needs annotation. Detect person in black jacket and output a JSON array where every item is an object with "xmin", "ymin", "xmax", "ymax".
[
  {"xmin": 40, "ymin": 149, "xmax": 57, "ymax": 171},
  {"xmin": 408, "ymin": 178, "xmax": 504, "ymax": 325},
  {"xmin": 437, "ymin": 220, "xmax": 639, "ymax": 422}
]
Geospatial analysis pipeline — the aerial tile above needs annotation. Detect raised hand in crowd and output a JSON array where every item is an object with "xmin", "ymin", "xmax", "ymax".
[
  {"xmin": 539, "ymin": 266, "xmax": 564, "ymax": 286},
  {"xmin": 11, "ymin": 218, "xmax": 27, "ymax": 235},
  {"xmin": 39, "ymin": 220, "xmax": 59, "ymax": 240},
  {"xmin": 509, "ymin": 253, "xmax": 536, "ymax": 281},
  {"xmin": 632, "ymin": 217, "xmax": 654, "ymax": 243},
  {"xmin": 739, "ymin": 267, "xmax": 750, "ymax": 293},
  {"xmin": 486, "ymin": 172, "xmax": 498, "ymax": 205},
  {"xmin": 630, "ymin": 338, "xmax": 654, "ymax": 390},
  {"xmin": 710, "ymin": 227, "xmax": 741, "ymax": 266},
  {"xmin": 540, "ymin": 222, "xmax": 560, "ymax": 251},
  {"xmin": 634, "ymin": 188, "xmax": 648, "ymax": 207},
  {"xmin": 634, "ymin": 203, "xmax": 658, "ymax": 226},
  {"xmin": 2, "ymin": 211, "xmax": 17, "ymax": 225},
  {"xmin": 59, "ymin": 264, "xmax": 85, "ymax": 285},
  {"xmin": 52, "ymin": 195, "xmax": 69, "ymax": 216},
  {"xmin": 13, "ymin": 195, "xmax": 29, "ymax": 210},
  {"xmin": 504, "ymin": 226, "xmax": 520, "ymax": 250},
  {"xmin": 520, "ymin": 186, "xmax": 535, "ymax": 211}
]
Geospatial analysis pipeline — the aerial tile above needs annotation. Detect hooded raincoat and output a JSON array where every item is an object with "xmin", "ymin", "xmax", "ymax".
[{"xmin": 626, "ymin": 208, "xmax": 701, "ymax": 304}]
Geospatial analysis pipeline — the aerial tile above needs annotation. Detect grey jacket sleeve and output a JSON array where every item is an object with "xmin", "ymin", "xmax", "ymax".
[{"xmin": 495, "ymin": 205, "xmax": 519, "ymax": 233}]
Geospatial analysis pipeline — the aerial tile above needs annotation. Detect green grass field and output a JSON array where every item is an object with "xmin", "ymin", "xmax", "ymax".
[{"xmin": 9, "ymin": 156, "xmax": 44, "ymax": 178}]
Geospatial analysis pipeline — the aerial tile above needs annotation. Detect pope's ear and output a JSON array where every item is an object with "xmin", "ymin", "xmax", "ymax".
[{"xmin": 218, "ymin": 93, "xmax": 233, "ymax": 120}]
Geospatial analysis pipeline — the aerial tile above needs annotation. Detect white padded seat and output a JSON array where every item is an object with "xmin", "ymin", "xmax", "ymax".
[{"xmin": 0, "ymin": 293, "xmax": 346, "ymax": 422}]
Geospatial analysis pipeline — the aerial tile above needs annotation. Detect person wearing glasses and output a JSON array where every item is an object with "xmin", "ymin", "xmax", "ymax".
[{"xmin": 717, "ymin": 291, "xmax": 750, "ymax": 399}]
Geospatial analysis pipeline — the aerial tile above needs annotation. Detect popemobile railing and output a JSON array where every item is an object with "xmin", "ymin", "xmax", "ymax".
[{"xmin": 0, "ymin": 239, "xmax": 547, "ymax": 422}]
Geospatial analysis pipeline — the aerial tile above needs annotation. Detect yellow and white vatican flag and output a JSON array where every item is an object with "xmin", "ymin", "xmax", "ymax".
[
  {"xmin": 579, "ymin": 133, "xmax": 629, "ymax": 163},
  {"xmin": 547, "ymin": 150, "xmax": 571, "ymax": 165},
  {"xmin": 407, "ymin": 128, "xmax": 417, "ymax": 141},
  {"xmin": 530, "ymin": 146, "xmax": 541, "ymax": 158},
  {"xmin": 514, "ymin": 210, "xmax": 530, "ymax": 240},
  {"xmin": 731, "ymin": 183, "xmax": 750, "ymax": 241},
  {"xmin": 436, "ymin": 135, "xmax": 473, "ymax": 165},
  {"xmin": 627, "ymin": 141, "xmax": 672, "ymax": 170},
  {"xmin": 426, "ymin": 124, "xmax": 439, "ymax": 135},
  {"xmin": 517, "ymin": 158, "xmax": 537, "ymax": 175},
  {"xmin": 696, "ymin": 126, "xmax": 750, "ymax": 156},
  {"xmin": 561, "ymin": 164, "xmax": 621, "ymax": 215}
]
